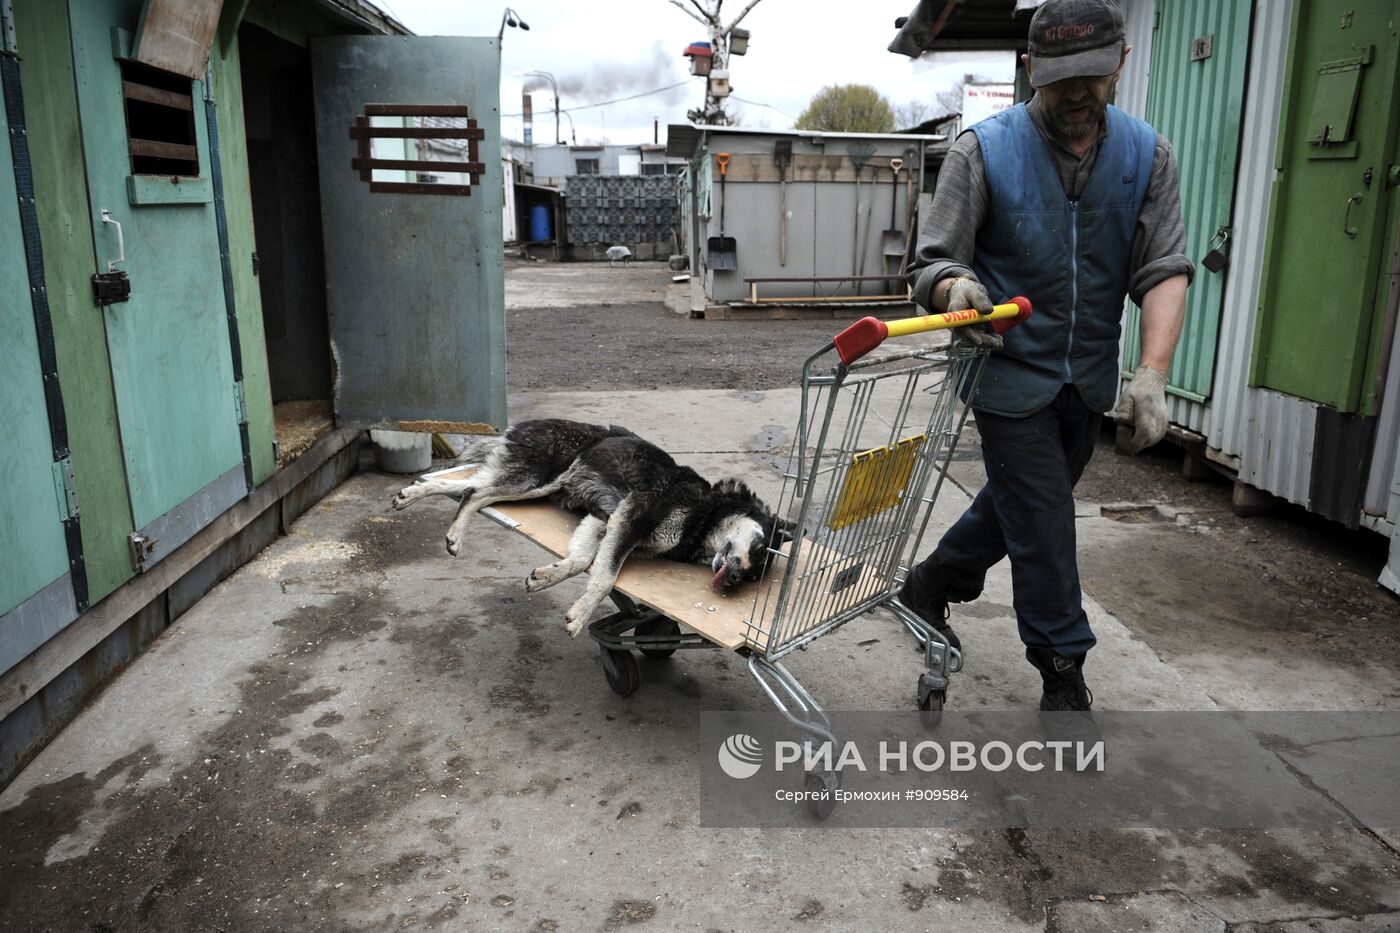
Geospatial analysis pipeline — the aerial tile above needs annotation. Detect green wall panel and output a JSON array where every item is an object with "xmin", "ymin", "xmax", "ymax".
[
  {"xmin": 1122, "ymin": 0, "xmax": 1252, "ymax": 402},
  {"xmin": 210, "ymin": 32, "xmax": 276, "ymax": 486},
  {"xmin": 1253, "ymin": 0, "xmax": 1400, "ymax": 411},
  {"xmin": 13, "ymin": 0, "xmax": 135, "ymax": 603},
  {"xmin": 0, "ymin": 60, "xmax": 71, "ymax": 617},
  {"xmin": 68, "ymin": 0, "xmax": 244, "ymax": 530}
]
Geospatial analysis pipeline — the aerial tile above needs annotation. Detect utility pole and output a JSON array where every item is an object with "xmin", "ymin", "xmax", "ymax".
[
  {"xmin": 667, "ymin": 0, "xmax": 764, "ymax": 125},
  {"xmin": 524, "ymin": 70, "xmax": 561, "ymax": 144}
]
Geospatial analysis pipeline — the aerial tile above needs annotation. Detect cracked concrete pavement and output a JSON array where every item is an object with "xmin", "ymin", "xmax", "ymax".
[{"xmin": 1, "ymin": 261, "xmax": 1397, "ymax": 932}]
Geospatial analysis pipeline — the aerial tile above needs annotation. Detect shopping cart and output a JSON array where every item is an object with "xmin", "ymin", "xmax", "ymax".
[{"xmin": 428, "ymin": 298, "xmax": 1031, "ymax": 816}]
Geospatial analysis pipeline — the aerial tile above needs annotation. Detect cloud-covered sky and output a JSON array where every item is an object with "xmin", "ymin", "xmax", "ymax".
[{"xmin": 377, "ymin": 0, "xmax": 1014, "ymax": 145}]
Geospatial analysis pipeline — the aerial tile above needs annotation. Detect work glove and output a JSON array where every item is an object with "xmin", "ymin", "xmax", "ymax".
[
  {"xmin": 1114, "ymin": 365, "xmax": 1170, "ymax": 454},
  {"xmin": 944, "ymin": 276, "xmax": 1003, "ymax": 351}
]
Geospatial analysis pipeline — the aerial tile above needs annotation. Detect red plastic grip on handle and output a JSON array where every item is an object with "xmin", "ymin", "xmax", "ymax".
[
  {"xmin": 992, "ymin": 295, "xmax": 1033, "ymax": 334},
  {"xmin": 832, "ymin": 316, "xmax": 888, "ymax": 365}
]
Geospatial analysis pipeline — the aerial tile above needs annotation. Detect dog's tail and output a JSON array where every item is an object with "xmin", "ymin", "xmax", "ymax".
[{"xmin": 453, "ymin": 434, "xmax": 505, "ymax": 466}]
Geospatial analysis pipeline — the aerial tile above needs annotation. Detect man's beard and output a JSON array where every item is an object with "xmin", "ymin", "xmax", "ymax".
[{"xmin": 1047, "ymin": 97, "xmax": 1106, "ymax": 139}]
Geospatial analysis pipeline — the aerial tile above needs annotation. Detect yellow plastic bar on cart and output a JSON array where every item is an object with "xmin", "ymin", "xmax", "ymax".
[
  {"xmin": 885, "ymin": 301, "xmax": 1026, "ymax": 338},
  {"xmin": 832, "ymin": 296, "xmax": 1033, "ymax": 364},
  {"xmin": 828, "ymin": 434, "xmax": 927, "ymax": 531}
]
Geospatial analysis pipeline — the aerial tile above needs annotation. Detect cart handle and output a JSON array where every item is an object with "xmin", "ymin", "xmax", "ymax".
[{"xmin": 832, "ymin": 297, "xmax": 1033, "ymax": 365}]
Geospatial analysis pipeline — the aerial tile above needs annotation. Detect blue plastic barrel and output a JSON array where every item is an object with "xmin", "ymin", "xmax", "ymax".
[{"xmin": 529, "ymin": 204, "xmax": 552, "ymax": 242}]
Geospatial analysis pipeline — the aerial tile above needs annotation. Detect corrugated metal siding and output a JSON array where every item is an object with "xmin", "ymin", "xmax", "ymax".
[
  {"xmin": 1143, "ymin": 0, "xmax": 1252, "ymax": 400},
  {"xmin": 1210, "ymin": 0, "xmax": 1294, "ymax": 461},
  {"xmin": 1116, "ymin": 0, "xmax": 1156, "ymax": 118},
  {"xmin": 1115, "ymin": 1, "xmax": 1295, "ymax": 447},
  {"xmin": 1363, "ymin": 237, "xmax": 1400, "ymax": 517},
  {"xmin": 1114, "ymin": 0, "xmax": 1210, "ymax": 433},
  {"xmin": 1239, "ymin": 388, "xmax": 1316, "ymax": 507}
]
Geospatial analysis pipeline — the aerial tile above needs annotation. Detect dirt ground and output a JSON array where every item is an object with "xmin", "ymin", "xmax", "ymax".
[{"xmin": 508, "ymin": 304, "xmax": 841, "ymax": 391}]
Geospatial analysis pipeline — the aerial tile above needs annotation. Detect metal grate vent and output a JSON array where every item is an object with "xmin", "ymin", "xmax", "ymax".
[{"xmin": 348, "ymin": 103, "xmax": 485, "ymax": 196}]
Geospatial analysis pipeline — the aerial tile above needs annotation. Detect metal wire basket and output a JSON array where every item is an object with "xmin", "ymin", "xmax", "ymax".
[{"xmin": 742, "ymin": 338, "xmax": 986, "ymax": 658}]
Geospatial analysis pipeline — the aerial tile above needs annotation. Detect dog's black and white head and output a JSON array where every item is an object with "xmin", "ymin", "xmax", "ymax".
[{"xmin": 706, "ymin": 480, "xmax": 795, "ymax": 589}]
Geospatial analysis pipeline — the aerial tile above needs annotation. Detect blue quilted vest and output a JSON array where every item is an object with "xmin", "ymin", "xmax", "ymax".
[{"xmin": 966, "ymin": 103, "xmax": 1155, "ymax": 416}]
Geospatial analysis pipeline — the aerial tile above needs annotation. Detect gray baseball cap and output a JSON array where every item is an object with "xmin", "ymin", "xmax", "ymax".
[{"xmin": 1027, "ymin": 0, "xmax": 1126, "ymax": 87}]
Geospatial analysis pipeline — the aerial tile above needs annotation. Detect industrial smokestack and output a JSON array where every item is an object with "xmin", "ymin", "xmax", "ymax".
[{"xmin": 522, "ymin": 92, "xmax": 533, "ymax": 145}]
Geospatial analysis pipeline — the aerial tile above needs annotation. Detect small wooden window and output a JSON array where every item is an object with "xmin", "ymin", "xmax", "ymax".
[
  {"xmin": 348, "ymin": 104, "xmax": 485, "ymax": 196},
  {"xmin": 121, "ymin": 61, "xmax": 199, "ymax": 176}
]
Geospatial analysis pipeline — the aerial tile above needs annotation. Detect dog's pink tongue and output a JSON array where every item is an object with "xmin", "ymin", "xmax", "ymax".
[{"xmin": 711, "ymin": 561, "xmax": 729, "ymax": 590}]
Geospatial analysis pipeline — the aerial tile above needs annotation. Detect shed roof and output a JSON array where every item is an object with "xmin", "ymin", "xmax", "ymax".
[
  {"xmin": 888, "ymin": 0, "xmax": 1037, "ymax": 55},
  {"xmin": 666, "ymin": 123, "xmax": 944, "ymax": 159},
  {"xmin": 310, "ymin": 0, "xmax": 411, "ymax": 35}
]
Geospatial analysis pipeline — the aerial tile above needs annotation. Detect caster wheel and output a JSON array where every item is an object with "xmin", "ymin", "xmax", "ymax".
[
  {"xmin": 635, "ymin": 617, "xmax": 680, "ymax": 659},
  {"xmin": 805, "ymin": 770, "xmax": 838, "ymax": 820},
  {"xmin": 918, "ymin": 686, "xmax": 946, "ymax": 729},
  {"xmin": 600, "ymin": 646, "xmax": 640, "ymax": 697}
]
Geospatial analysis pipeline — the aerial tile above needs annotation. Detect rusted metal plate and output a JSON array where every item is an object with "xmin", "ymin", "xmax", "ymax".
[{"xmin": 312, "ymin": 36, "xmax": 506, "ymax": 433}]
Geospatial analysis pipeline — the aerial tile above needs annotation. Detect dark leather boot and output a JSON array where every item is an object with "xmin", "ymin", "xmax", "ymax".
[
  {"xmin": 896, "ymin": 557, "xmax": 981, "ymax": 652},
  {"xmin": 1026, "ymin": 647, "xmax": 1100, "ymax": 744}
]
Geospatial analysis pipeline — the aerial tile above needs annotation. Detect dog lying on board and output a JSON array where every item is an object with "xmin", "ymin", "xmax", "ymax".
[{"xmin": 391, "ymin": 419, "xmax": 792, "ymax": 637}]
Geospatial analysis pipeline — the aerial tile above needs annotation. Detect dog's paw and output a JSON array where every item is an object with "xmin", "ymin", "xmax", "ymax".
[
  {"xmin": 445, "ymin": 532, "xmax": 462, "ymax": 556},
  {"xmin": 390, "ymin": 485, "xmax": 420, "ymax": 510},
  {"xmin": 564, "ymin": 601, "xmax": 593, "ymax": 637},
  {"xmin": 526, "ymin": 564, "xmax": 560, "ymax": 592}
]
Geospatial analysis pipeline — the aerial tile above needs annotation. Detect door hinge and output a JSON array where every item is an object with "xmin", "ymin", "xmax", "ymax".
[
  {"xmin": 2, "ymin": 0, "xmax": 18, "ymax": 54},
  {"xmin": 51, "ymin": 457, "xmax": 78, "ymax": 521},
  {"xmin": 129, "ymin": 533, "xmax": 157, "ymax": 572},
  {"xmin": 1153, "ymin": 2, "xmax": 1162, "ymax": 31},
  {"xmin": 233, "ymin": 380, "xmax": 248, "ymax": 425}
]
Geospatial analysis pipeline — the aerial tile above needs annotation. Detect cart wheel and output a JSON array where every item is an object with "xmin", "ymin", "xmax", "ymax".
[
  {"xmin": 635, "ymin": 617, "xmax": 680, "ymax": 659},
  {"xmin": 600, "ymin": 647, "xmax": 640, "ymax": 697},
  {"xmin": 805, "ymin": 770, "xmax": 838, "ymax": 820},
  {"xmin": 919, "ymin": 687, "xmax": 946, "ymax": 729}
]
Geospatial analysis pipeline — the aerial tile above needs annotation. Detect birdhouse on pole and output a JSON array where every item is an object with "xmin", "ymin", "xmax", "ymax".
[
  {"xmin": 728, "ymin": 27, "xmax": 750, "ymax": 55},
  {"xmin": 684, "ymin": 41, "xmax": 713, "ymax": 76}
]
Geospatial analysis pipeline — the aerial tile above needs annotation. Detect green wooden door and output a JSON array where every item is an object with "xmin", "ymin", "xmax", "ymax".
[
  {"xmin": 1253, "ymin": 0, "xmax": 1400, "ymax": 412},
  {"xmin": 0, "ymin": 65, "xmax": 77, "ymax": 666},
  {"xmin": 68, "ymin": 0, "xmax": 245, "ymax": 561},
  {"xmin": 1122, "ymin": 0, "xmax": 1252, "ymax": 402}
]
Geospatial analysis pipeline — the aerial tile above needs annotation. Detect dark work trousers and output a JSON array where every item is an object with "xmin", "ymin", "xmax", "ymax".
[{"xmin": 906, "ymin": 384, "xmax": 1102, "ymax": 656}]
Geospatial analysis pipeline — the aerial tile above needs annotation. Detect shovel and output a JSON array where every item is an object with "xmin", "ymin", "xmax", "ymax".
[
  {"xmin": 707, "ymin": 152, "xmax": 737, "ymax": 271},
  {"xmin": 774, "ymin": 140, "xmax": 792, "ymax": 266},
  {"xmin": 882, "ymin": 156, "xmax": 905, "ymax": 276}
]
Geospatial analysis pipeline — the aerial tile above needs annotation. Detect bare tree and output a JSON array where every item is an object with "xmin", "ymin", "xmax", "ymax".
[
  {"xmin": 665, "ymin": 0, "xmax": 767, "ymax": 124},
  {"xmin": 934, "ymin": 79, "xmax": 967, "ymax": 118},
  {"xmin": 894, "ymin": 98, "xmax": 935, "ymax": 130}
]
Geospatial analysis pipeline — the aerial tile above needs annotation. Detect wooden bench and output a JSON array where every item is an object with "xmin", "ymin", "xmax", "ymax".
[{"xmin": 744, "ymin": 274, "xmax": 912, "ymax": 305}]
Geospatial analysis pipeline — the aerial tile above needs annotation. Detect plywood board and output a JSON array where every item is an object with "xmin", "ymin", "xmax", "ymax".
[
  {"xmin": 426, "ymin": 466, "xmax": 888, "ymax": 655},
  {"xmin": 134, "ymin": 0, "xmax": 225, "ymax": 79}
]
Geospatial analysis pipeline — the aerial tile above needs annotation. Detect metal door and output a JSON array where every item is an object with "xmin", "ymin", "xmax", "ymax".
[
  {"xmin": 1253, "ymin": 0, "xmax": 1400, "ymax": 411},
  {"xmin": 310, "ymin": 36, "xmax": 507, "ymax": 433},
  {"xmin": 68, "ymin": 0, "xmax": 246, "ymax": 566},
  {"xmin": 0, "ymin": 52, "xmax": 79, "ymax": 670},
  {"xmin": 1121, "ymin": 0, "xmax": 1252, "ymax": 402}
]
